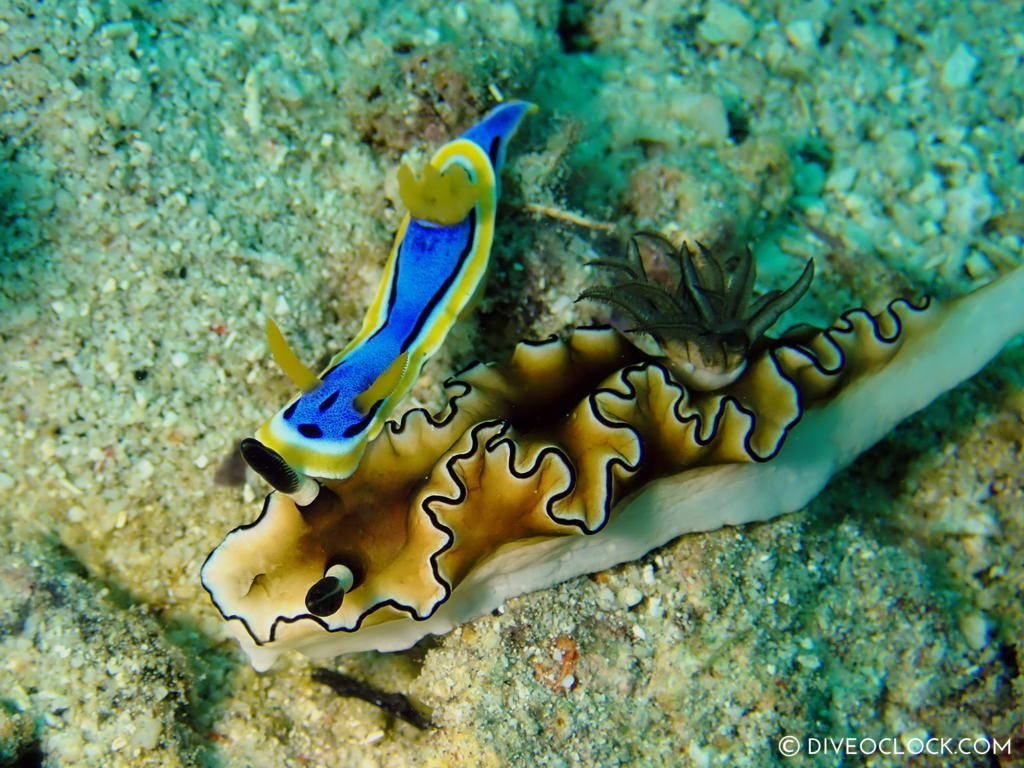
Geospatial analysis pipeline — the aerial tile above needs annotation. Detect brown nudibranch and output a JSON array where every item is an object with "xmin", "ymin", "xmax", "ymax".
[{"xmin": 202, "ymin": 264, "xmax": 1024, "ymax": 671}]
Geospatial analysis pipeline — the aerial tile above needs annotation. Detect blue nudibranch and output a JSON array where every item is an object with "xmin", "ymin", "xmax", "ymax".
[{"xmin": 256, "ymin": 101, "xmax": 533, "ymax": 480}]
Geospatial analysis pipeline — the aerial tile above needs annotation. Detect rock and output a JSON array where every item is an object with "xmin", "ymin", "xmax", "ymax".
[
  {"xmin": 941, "ymin": 43, "xmax": 979, "ymax": 90},
  {"xmin": 698, "ymin": 1, "xmax": 756, "ymax": 47}
]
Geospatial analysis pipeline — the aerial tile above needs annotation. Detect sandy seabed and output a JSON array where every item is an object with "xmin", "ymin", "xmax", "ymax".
[{"xmin": 1, "ymin": 0, "xmax": 1022, "ymax": 765}]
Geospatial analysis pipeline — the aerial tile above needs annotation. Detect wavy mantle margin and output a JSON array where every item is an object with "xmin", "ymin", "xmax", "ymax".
[{"xmin": 202, "ymin": 267, "xmax": 1024, "ymax": 671}]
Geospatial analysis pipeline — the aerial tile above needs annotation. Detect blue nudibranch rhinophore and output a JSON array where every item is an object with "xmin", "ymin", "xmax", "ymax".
[{"xmin": 256, "ymin": 101, "xmax": 533, "ymax": 481}]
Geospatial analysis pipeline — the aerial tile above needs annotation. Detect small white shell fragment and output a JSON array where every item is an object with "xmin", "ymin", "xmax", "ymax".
[{"xmin": 616, "ymin": 585, "xmax": 644, "ymax": 608}]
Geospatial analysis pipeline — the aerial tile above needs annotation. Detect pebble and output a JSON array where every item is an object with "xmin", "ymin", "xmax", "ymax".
[
  {"xmin": 237, "ymin": 14, "xmax": 258, "ymax": 36},
  {"xmin": 67, "ymin": 505, "xmax": 86, "ymax": 523},
  {"xmin": 941, "ymin": 43, "xmax": 979, "ymax": 89},
  {"xmin": 945, "ymin": 175, "xmax": 994, "ymax": 235},
  {"xmin": 825, "ymin": 166, "xmax": 858, "ymax": 194},
  {"xmin": 960, "ymin": 612, "xmax": 989, "ymax": 650},
  {"xmin": 594, "ymin": 584, "xmax": 617, "ymax": 611},
  {"xmin": 670, "ymin": 92, "xmax": 729, "ymax": 144},
  {"xmin": 785, "ymin": 20, "xmax": 818, "ymax": 53},
  {"xmin": 698, "ymin": 1, "xmax": 756, "ymax": 46},
  {"xmin": 617, "ymin": 585, "xmax": 644, "ymax": 608},
  {"xmin": 128, "ymin": 714, "xmax": 161, "ymax": 750}
]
